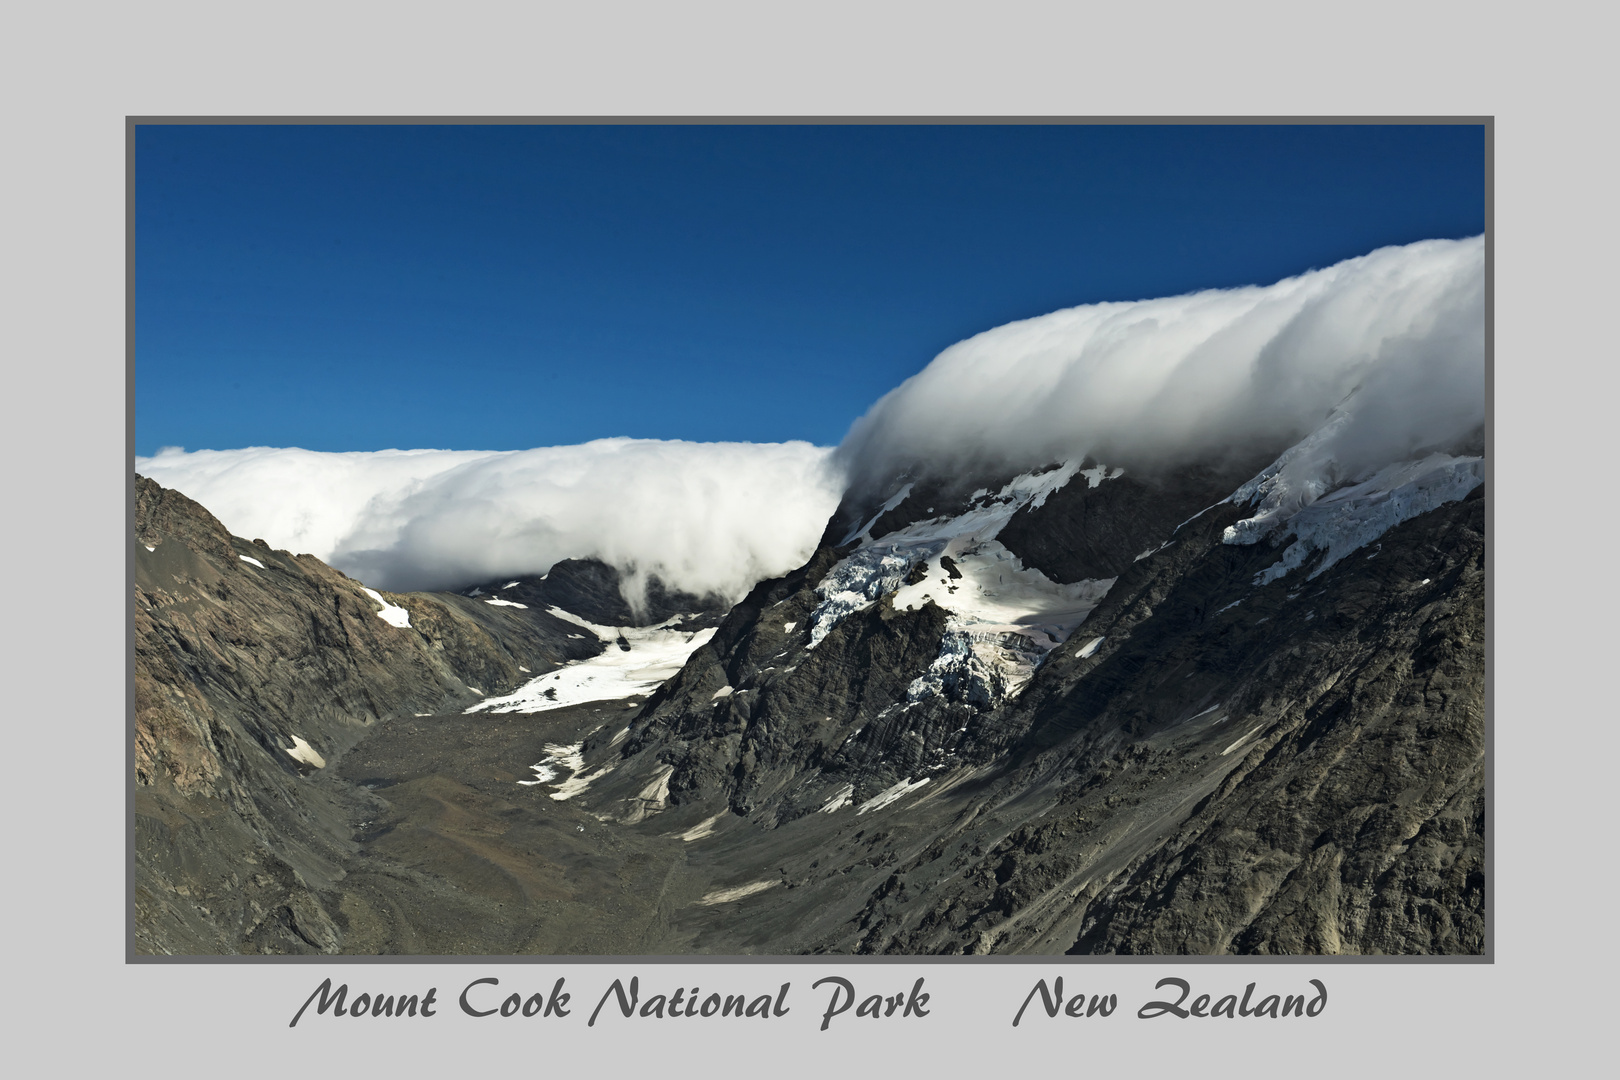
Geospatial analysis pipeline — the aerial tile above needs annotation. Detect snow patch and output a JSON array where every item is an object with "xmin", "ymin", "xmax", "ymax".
[
  {"xmin": 517, "ymin": 762, "xmax": 558, "ymax": 786},
  {"xmin": 517, "ymin": 740, "xmax": 618, "ymax": 801},
  {"xmin": 619, "ymin": 764, "xmax": 675, "ymax": 824},
  {"xmin": 238, "ymin": 555, "xmax": 265, "ymax": 569},
  {"xmin": 856, "ymin": 777, "xmax": 930, "ymax": 814},
  {"xmin": 361, "ymin": 587, "xmax": 412, "ymax": 628},
  {"xmin": 698, "ymin": 881, "xmax": 777, "ymax": 905},
  {"xmin": 1075, "ymin": 636, "xmax": 1105, "ymax": 659},
  {"xmin": 1221, "ymin": 725, "xmax": 1265, "ymax": 756},
  {"xmin": 1232, "ymin": 452, "xmax": 1483, "ymax": 585},
  {"xmin": 679, "ymin": 812, "xmax": 726, "ymax": 841},
  {"xmin": 484, "ymin": 597, "xmax": 528, "ymax": 608},
  {"xmin": 285, "ymin": 735, "xmax": 325, "ymax": 769},
  {"xmin": 808, "ymin": 464, "xmax": 1113, "ymax": 709},
  {"xmin": 469, "ymin": 614, "xmax": 715, "ymax": 714},
  {"xmin": 894, "ymin": 544, "xmax": 1113, "ymax": 706},
  {"xmin": 818, "ymin": 784, "xmax": 855, "ymax": 813},
  {"xmin": 1080, "ymin": 464, "xmax": 1124, "ymax": 488}
]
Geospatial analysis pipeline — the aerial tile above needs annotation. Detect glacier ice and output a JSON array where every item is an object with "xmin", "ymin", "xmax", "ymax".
[{"xmin": 808, "ymin": 462, "xmax": 1117, "ymax": 708}]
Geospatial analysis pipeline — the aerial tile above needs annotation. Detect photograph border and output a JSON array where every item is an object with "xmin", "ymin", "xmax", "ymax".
[{"xmin": 126, "ymin": 114, "xmax": 1493, "ymax": 966}]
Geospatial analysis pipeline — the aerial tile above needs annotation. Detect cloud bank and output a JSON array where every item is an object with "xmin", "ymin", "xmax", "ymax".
[
  {"xmin": 836, "ymin": 236, "xmax": 1485, "ymax": 491},
  {"xmin": 138, "ymin": 237, "xmax": 1482, "ymax": 608},
  {"xmin": 137, "ymin": 439, "xmax": 843, "ymax": 602}
]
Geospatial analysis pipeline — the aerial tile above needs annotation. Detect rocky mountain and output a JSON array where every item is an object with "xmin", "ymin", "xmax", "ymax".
[
  {"xmin": 559, "ymin": 423, "xmax": 1486, "ymax": 955},
  {"xmin": 133, "ymin": 420, "xmax": 1485, "ymax": 955},
  {"xmin": 133, "ymin": 476, "xmax": 723, "ymax": 954}
]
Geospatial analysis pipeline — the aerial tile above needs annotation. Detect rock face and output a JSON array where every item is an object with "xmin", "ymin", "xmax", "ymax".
[
  {"xmin": 132, "ymin": 432, "xmax": 1486, "ymax": 956},
  {"xmin": 134, "ymin": 475, "xmax": 634, "ymax": 954},
  {"xmin": 585, "ymin": 441, "xmax": 1485, "ymax": 955}
]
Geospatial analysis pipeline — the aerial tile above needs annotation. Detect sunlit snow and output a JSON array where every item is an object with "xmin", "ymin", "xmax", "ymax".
[
  {"xmin": 484, "ymin": 597, "xmax": 528, "ymax": 608},
  {"xmin": 238, "ymin": 555, "xmax": 265, "ymax": 569},
  {"xmin": 514, "ymin": 740, "xmax": 619, "ymax": 800},
  {"xmin": 285, "ymin": 735, "xmax": 325, "ymax": 768},
  {"xmin": 361, "ymin": 587, "xmax": 411, "ymax": 628},
  {"xmin": 679, "ymin": 812, "xmax": 726, "ymax": 841},
  {"xmin": 468, "ymin": 612, "xmax": 715, "ymax": 714},
  {"xmin": 516, "ymin": 763, "xmax": 559, "ymax": 786},
  {"xmin": 856, "ymin": 777, "xmax": 931, "ymax": 814},
  {"xmin": 809, "ymin": 463, "xmax": 1116, "ymax": 707},
  {"xmin": 1221, "ymin": 725, "xmax": 1265, "ymax": 756},
  {"xmin": 698, "ymin": 881, "xmax": 777, "ymax": 905},
  {"xmin": 818, "ymin": 783, "xmax": 855, "ymax": 813}
]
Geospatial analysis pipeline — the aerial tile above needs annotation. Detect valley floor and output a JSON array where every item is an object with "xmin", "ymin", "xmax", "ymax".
[{"xmin": 323, "ymin": 698, "xmax": 705, "ymax": 954}]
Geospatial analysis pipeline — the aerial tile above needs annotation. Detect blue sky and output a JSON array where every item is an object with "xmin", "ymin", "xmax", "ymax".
[{"xmin": 134, "ymin": 124, "xmax": 1484, "ymax": 457}]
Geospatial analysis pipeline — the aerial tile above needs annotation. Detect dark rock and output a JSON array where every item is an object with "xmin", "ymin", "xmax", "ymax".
[
  {"xmin": 133, "ymin": 474, "xmax": 619, "ymax": 955},
  {"xmin": 134, "ymin": 449, "xmax": 1485, "ymax": 957}
]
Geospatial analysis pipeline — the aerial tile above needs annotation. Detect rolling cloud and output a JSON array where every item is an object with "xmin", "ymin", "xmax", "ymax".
[
  {"xmin": 138, "ymin": 237, "xmax": 1483, "ymax": 606},
  {"xmin": 837, "ymin": 236, "xmax": 1485, "ymax": 492},
  {"xmin": 136, "ymin": 439, "xmax": 843, "ymax": 602}
]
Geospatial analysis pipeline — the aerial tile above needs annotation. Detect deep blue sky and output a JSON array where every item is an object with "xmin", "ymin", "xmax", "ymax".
[{"xmin": 135, "ymin": 124, "xmax": 1485, "ymax": 457}]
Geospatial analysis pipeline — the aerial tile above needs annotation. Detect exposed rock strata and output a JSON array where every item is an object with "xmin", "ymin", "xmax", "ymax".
[
  {"xmin": 135, "ymin": 475, "xmax": 612, "ymax": 954},
  {"xmin": 132, "ymin": 452, "xmax": 1485, "ymax": 956},
  {"xmin": 591, "ymin": 458, "xmax": 1485, "ymax": 955}
]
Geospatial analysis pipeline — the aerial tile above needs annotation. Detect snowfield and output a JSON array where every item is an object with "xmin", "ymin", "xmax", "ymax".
[
  {"xmin": 466, "ymin": 610, "xmax": 715, "ymax": 714},
  {"xmin": 810, "ymin": 462, "xmax": 1118, "ymax": 708},
  {"xmin": 1221, "ymin": 419, "xmax": 1484, "ymax": 584}
]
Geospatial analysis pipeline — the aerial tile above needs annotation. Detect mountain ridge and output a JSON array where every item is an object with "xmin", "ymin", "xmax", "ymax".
[{"xmin": 131, "ymin": 424, "xmax": 1485, "ymax": 955}]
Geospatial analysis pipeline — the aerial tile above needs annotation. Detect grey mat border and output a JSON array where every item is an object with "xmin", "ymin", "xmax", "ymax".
[{"xmin": 126, "ymin": 114, "xmax": 1493, "ymax": 965}]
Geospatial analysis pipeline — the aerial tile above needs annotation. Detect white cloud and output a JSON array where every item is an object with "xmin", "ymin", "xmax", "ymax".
[
  {"xmin": 835, "ymin": 236, "xmax": 1485, "ymax": 492},
  {"xmin": 138, "ymin": 238, "xmax": 1482, "ymax": 610},
  {"xmin": 137, "ymin": 439, "xmax": 843, "ymax": 603}
]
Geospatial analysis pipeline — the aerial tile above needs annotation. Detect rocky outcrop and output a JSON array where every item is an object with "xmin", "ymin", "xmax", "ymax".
[
  {"xmin": 855, "ymin": 490, "xmax": 1486, "ymax": 955},
  {"xmin": 133, "ymin": 475, "xmax": 607, "ymax": 955},
  {"xmin": 131, "ymin": 441, "xmax": 1486, "ymax": 956},
  {"xmin": 587, "ymin": 453, "xmax": 1485, "ymax": 955}
]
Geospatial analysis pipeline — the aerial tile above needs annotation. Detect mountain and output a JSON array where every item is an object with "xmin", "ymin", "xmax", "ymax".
[
  {"xmin": 133, "ymin": 475, "xmax": 725, "ymax": 954},
  {"xmin": 133, "ymin": 237, "xmax": 1485, "ymax": 955},
  {"xmin": 133, "ymin": 417, "xmax": 1484, "ymax": 954},
  {"xmin": 582, "ymin": 426, "xmax": 1484, "ymax": 954}
]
